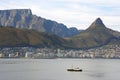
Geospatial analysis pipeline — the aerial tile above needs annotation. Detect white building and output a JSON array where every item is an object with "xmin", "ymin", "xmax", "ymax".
[
  {"xmin": 0, "ymin": 53, "xmax": 4, "ymax": 58},
  {"xmin": 25, "ymin": 52, "xmax": 33, "ymax": 58}
]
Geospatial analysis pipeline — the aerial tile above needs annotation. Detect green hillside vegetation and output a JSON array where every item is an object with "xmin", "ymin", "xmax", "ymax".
[{"xmin": 0, "ymin": 27, "xmax": 67, "ymax": 48}]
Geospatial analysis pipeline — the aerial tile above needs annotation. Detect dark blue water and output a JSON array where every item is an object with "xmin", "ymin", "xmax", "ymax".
[{"xmin": 0, "ymin": 59, "xmax": 120, "ymax": 80}]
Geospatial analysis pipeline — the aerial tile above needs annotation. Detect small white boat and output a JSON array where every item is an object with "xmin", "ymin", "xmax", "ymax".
[{"xmin": 67, "ymin": 67, "xmax": 82, "ymax": 72}]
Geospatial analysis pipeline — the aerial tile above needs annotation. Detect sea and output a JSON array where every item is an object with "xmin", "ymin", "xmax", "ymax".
[{"xmin": 0, "ymin": 59, "xmax": 120, "ymax": 80}]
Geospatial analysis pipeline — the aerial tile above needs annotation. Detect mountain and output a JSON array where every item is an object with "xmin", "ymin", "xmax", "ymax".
[
  {"xmin": 67, "ymin": 18, "xmax": 120, "ymax": 49},
  {"xmin": 0, "ymin": 27, "xmax": 68, "ymax": 48},
  {"xmin": 0, "ymin": 18, "xmax": 119, "ymax": 49},
  {"xmin": 0, "ymin": 9, "xmax": 80, "ymax": 37}
]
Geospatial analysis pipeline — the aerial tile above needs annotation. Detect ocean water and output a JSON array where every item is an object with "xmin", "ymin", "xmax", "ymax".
[{"xmin": 0, "ymin": 59, "xmax": 120, "ymax": 80}]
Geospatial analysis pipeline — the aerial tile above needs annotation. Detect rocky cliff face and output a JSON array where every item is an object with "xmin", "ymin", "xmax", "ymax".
[{"xmin": 0, "ymin": 9, "xmax": 80, "ymax": 37}]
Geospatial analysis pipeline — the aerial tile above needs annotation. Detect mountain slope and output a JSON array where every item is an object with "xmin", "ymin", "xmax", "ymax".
[
  {"xmin": 67, "ymin": 18, "xmax": 118, "ymax": 49},
  {"xmin": 0, "ymin": 27, "xmax": 67, "ymax": 48},
  {"xmin": 0, "ymin": 9, "xmax": 80, "ymax": 37}
]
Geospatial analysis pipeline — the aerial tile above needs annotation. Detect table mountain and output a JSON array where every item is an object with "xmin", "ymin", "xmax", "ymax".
[{"xmin": 0, "ymin": 9, "xmax": 80, "ymax": 37}]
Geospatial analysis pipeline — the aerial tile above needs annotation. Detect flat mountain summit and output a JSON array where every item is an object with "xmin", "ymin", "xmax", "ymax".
[{"xmin": 0, "ymin": 9, "xmax": 80, "ymax": 37}]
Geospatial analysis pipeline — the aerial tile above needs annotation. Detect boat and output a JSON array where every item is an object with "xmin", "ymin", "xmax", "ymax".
[{"xmin": 67, "ymin": 67, "xmax": 82, "ymax": 72}]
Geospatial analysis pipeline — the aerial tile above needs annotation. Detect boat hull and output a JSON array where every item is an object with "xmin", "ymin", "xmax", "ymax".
[{"xmin": 67, "ymin": 69, "xmax": 82, "ymax": 72}]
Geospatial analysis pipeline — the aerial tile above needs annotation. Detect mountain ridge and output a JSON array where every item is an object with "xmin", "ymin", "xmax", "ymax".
[
  {"xmin": 0, "ymin": 9, "xmax": 120, "ymax": 49},
  {"xmin": 0, "ymin": 9, "xmax": 80, "ymax": 37}
]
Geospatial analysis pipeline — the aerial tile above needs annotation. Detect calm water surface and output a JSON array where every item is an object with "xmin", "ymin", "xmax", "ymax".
[{"xmin": 0, "ymin": 59, "xmax": 120, "ymax": 80}]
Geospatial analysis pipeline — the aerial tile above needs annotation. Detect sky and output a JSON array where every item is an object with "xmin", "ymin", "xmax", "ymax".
[{"xmin": 0, "ymin": 0, "xmax": 120, "ymax": 31}]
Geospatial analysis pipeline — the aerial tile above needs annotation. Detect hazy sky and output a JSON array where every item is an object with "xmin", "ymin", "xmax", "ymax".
[{"xmin": 0, "ymin": 0, "xmax": 120, "ymax": 31}]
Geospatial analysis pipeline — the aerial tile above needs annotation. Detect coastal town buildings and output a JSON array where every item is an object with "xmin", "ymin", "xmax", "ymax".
[{"xmin": 0, "ymin": 45, "xmax": 120, "ymax": 59}]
